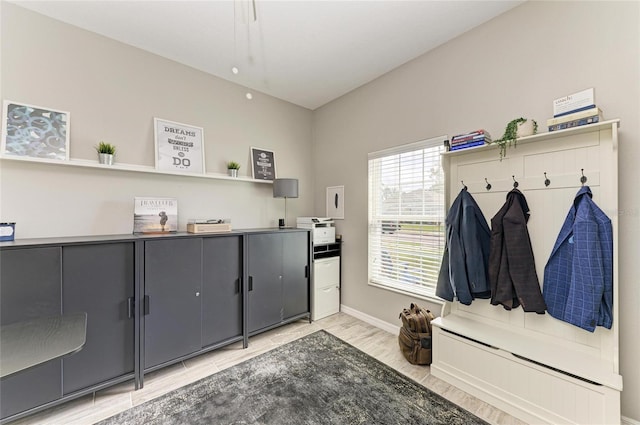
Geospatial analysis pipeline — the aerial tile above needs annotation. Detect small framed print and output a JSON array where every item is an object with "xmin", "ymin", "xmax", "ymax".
[
  {"xmin": 326, "ymin": 185, "xmax": 345, "ymax": 219},
  {"xmin": 1, "ymin": 100, "xmax": 70, "ymax": 161},
  {"xmin": 154, "ymin": 118, "xmax": 205, "ymax": 174},
  {"xmin": 250, "ymin": 147, "xmax": 276, "ymax": 180}
]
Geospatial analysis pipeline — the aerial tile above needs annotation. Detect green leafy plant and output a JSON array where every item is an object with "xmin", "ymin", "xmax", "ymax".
[
  {"xmin": 491, "ymin": 117, "xmax": 538, "ymax": 160},
  {"xmin": 227, "ymin": 161, "xmax": 241, "ymax": 170},
  {"xmin": 96, "ymin": 141, "xmax": 116, "ymax": 155}
]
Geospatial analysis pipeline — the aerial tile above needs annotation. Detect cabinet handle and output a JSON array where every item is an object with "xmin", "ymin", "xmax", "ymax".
[
  {"xmin": 235, "ymin": 278, "xmax": 241, "ymax": 294},
  {"xmin": 127, "ymin": 297, "xmax": 134, "ymax": 319},
  {"xmin": 144, "ymin": 295, "xmax": 150, "ymax": 315},
  {"xmin": 249, "ymin": 276, "xmax": 253, "ymax": 291},
  {"xmin": 305, "ymin": 265, "xmax": 309, "ymax": 278}
]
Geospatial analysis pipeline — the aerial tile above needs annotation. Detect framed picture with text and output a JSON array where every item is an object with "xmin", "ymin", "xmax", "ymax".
[
  {"xmin": 1, "ymin": 100, "xmax": 70, "ymax": 161},
  {"xmin": 250, "ymin": 147, "xmax": 277, "ymax": 180},
  {"xmin": 326, "ymin": 185, "xmax": 345, "ymax": 219},
  {"xmin": 154, "ymin": 118, "xmax": 205, "ymax": 174}
]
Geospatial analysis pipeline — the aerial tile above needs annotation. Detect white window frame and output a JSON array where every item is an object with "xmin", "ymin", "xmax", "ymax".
[{"xmin": 367, "ymin": 135, "xmax": 447, "ymax": 303}]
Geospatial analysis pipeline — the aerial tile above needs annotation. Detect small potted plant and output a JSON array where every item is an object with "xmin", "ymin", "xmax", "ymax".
[
  {"xmin": 96, "ymin": 141, "xmax": 116, "ymax": 165},
  {"xmin": 227, "ymin": 161, "xmax": 240, "ymax": 177},
  {"xmin": 491, "ymin": 117, "xmax": 538, "ymax": 160}
]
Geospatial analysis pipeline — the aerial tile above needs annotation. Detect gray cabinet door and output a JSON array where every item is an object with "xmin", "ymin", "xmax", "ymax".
[
  {"xmin": 0, "ymin": 247, "xmax": 62, "ymax": 419},
  {"xmin": 282, "ymin": 232, "xmax": 310, "ymax": 320},
  {"xmin": 62, "ymin": 243, "xmax": 135, "ymax": 394},
  {"xmin": 144, "ymin": 238, "xmax": 202, "ymax": 369},
  {"xmin": 202, "ymin": 236, "xmax": 243, "ymax": 346},
  {"xmin": 247, "ymin": 233, "xmax": 283, "ymax": 333}
]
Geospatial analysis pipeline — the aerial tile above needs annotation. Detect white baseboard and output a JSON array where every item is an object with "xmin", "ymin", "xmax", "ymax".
[
  {"xmin": 622, "ymin": 415, "xmax": 640, "ymax": 425},
  {"xmin": 340, "ymin": 304, "xmax": 399, "ymax": 335}
]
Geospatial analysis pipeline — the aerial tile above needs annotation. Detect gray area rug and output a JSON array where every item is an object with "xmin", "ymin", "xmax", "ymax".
[{"xmin": 97, "ymin": 330, "xmax": 488, "ymax": 424}]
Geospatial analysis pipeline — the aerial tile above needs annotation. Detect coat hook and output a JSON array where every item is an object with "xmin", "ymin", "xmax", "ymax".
[
  {"xmin": 485, "ymin": 178, "xmax": 492, "ymax": 191},
  {"xmin": 512, "ymin": 175, "xmax": 519, "ymax": 188},
  {"xmin": 461, "ymin": 180, "xmax": 467, "ymax": 190},
  {"xmin": 580, "ymin": 169, "xmax": 587, "ymax": 185},
  {"xmin": 544, "ymin": 172, "xmax": 551, "ymax": 187}
]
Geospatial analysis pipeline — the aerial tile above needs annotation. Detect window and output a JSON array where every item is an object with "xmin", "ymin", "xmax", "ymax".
[{"xmin": 368, "ymin": 135, "xmax": 446, "ymax": 299}]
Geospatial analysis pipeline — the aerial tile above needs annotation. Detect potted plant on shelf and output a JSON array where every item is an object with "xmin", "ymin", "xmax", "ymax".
[
  {"xmin": 96, "ymin": 142, "xmax": 116, "ymax": 165},
  {"xmin": 227, "ymin": 161, "xmax": 240, "ymax": 177},
  {"xmin": 491, "ymin": 117, "xmax": 538, "ymax": 160}
]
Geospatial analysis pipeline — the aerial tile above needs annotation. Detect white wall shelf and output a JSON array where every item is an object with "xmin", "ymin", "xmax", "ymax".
[
  {"xmin": 0, "ymin": 155, "xmax": 272, "ymax": 184},
  {"xmin": 444, "ymin": 119, "xmax": 620, "ymax": 157}
]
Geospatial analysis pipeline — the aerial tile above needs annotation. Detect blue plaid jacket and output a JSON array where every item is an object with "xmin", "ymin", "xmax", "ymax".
[{"xmin": 543, "ymin": 186, "xmax": 613, "ymax": 332}]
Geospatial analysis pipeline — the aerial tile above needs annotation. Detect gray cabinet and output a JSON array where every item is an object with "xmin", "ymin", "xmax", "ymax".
[
  {"xmin": 247, "ymin": 230, "xmax": 310, "ymax": 334},
  {"xmin": 62, "ymin": 243, "xmax": 135, "ymax": 394},
  {"xmin": 143, "ymin": 238, "xmax": 203, "ymax": 369},
  {"xmin": 143, "ymin": 235, "xmax": 244, "ymax": 371},
  {"xmin": 0, "ymin": 247, "xmax": 62, "ymax": 419},
  {"xmin": 202, "ymin": 235, "xmax": 243, "ymax": 347},
  {"xmin": 282, "ymin": 231, "xmax": 310, "ymax": 320}
]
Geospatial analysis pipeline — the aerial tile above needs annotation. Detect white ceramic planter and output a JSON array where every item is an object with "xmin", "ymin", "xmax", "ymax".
[{"xmin": 516, "ymin": 119, "xmax": 535, "ymax": 138}]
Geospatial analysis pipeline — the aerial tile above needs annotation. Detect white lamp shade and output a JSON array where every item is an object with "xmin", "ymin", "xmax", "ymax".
[{"xmin": 273, "ymin": 178, "xmax": 299, "ymax": 198}]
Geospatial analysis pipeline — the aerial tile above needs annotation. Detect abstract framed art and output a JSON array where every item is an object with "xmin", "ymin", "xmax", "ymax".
[
  {"xmin": 326, "ymin": 185, "xmax": 345, "ymax": 219},
  {"xmin": 1, "ymin": 100, "xmax": 70, "ymax": 161}
]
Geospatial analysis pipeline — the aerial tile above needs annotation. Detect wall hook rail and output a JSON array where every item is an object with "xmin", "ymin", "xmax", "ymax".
[
  {"xmin": 512, "ymin": 175, "xmax": 519, "ymax": 188},
  {"xmin": 544, "ymin": 172, "xmax": 551, "ymax": 187},
  {"xmin": 580, "ymin": 169, "xmax": 587, "ymax": 185},
  {"xmin": 485, "ymin": 178, "xmax": 492, "ymax": 191}
]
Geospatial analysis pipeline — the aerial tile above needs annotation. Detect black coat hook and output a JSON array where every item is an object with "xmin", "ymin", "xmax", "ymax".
[
  {"xmin": 461, "ymin": 180, "xmax": 467, "ymax": 190},
  {"xmin": 512, "ymin": 175, "xmax": 519, "ymax": 188},
  {"xmin": 544, "ymin": 172, "xmax": 551, "ymax": 187},
  {"xmin": 580, "ymin": 169, "xmax": 587, "ymax": 185},
  {"xmin": 485, "ymin": 178, "xmax": 492, "ymax": 191}
]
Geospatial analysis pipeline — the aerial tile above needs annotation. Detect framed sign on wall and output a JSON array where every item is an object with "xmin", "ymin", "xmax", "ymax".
[
  {"xmin": 250, "ymin": 147, "xmax": 277, "ymax": 180},
  {"xmin": 1, "ymin": 100, "xmax": 70, "ymax": 161},
  {"xmin": 154, "ymin": 118, "xmax": 205, "ymax": 174}
]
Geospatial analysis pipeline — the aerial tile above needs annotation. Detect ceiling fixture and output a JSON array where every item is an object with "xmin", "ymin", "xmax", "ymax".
[
  {"xmin": 231, "ymin": 66, "xmax": 239, "ymax": 75},
  {"xmin": 246, "ymin": 93, "xmax": 253, "ymax": 100}
]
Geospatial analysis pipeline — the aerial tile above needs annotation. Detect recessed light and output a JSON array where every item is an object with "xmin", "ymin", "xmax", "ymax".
[
  {"xmin": 246, "ymin": 93, "xmax": 253, "ymax": 100},
  {"xmin": 231, "ymin": 66, "xmax": 239, "ymax": 75}
]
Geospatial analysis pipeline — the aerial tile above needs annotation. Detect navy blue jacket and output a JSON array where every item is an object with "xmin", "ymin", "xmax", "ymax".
[
  {"xmin": 436, "ymin": 188, "xmax": 491, "ymax": 304},
  {"xmin": 543, "ymin": 186, "xmax": 613, "ymax": 332}
]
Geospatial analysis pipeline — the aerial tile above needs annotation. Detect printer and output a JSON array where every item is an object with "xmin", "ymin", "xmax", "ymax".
[{"xmin": 296, "ymin": 217, "xmax": 335, "ymax": 245}]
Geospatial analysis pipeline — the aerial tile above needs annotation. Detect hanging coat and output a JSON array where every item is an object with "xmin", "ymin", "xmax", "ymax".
[
  {"xmin": 488, "ymin": 189, "xmax": 546, "ymax": 313},
  {"xmin": 436, "ymin": 188, "xmax": 491, "ymax": 305},
  {"xmin": 543, "ymin": 186, "xmax": 613, "ymax": 332}
]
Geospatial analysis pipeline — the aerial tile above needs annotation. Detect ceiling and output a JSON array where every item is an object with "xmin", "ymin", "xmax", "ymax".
[{"xmin": 11, "ymin": 0, "xmax": 523, "ymax": 110}]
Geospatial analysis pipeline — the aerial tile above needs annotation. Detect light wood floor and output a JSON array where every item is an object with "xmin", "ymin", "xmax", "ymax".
[{"xmin": 10, "ymin": 313, "xmax": 526, "ymax": 425}]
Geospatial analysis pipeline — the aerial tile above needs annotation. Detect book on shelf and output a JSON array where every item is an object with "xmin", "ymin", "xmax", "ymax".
[
  {"xmin": 553, "ymin": 88, "xmax": 595, "ymax": 117},
  {"xmin": 449, "ymin": 140, "xmax": 486, "ymax": 151},
  {"xmin": 548, "ymin": 115, "xmax": 600, "ymax": 132},
  {"xmin": 451, "ymin": 129, "xmax": 491, "ymax": 143},
  {"xmin": 133, "ymin": 197, "xmax": 178, "ymax": 234},
  {"xmin": 451, "ymin": 135, "xmax": 490, "ymax": 146},
  {"xmin": 547, "ymin": 107, "xmax": 602, "ymax": 126}
]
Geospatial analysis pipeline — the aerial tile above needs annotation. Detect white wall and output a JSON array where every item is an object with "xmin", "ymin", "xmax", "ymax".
[
  {"xmin": 0, "ymin": 3, "xmax": 313, "ymax": 238},
  {"xmin": 312, "ymin": 1, "xmax": 640, "ymax": 422}
]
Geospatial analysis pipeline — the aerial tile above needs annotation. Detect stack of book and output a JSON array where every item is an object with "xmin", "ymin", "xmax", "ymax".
[
  {"xmin": 548, "ymin": 88, "xmax": 603, "ymax": 132},
  {"xmin": 449, "ymin": 129, "xmax": 491, "ymax": 151}
]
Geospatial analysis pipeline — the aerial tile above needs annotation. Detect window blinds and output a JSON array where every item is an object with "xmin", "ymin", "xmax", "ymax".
[{"xmin": 368, "ymin": 136, "xmax": 446, "ymax": 297}]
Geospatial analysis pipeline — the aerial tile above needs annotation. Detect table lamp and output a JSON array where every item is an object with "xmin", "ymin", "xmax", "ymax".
[{"xmin": 273, "ymin": 178, "xmax": 298, "ymax": 229}]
